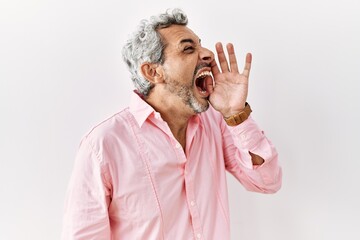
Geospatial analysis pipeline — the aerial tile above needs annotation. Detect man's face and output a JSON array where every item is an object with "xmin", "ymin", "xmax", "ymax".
[{"xmin": 158, "ymin": 25, "xmax": 214, "ymax": 114}]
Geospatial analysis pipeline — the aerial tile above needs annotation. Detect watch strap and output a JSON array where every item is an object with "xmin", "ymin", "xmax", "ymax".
[{"xmin": 224, "ymin": 103, "xmax": 252, "ymax": 126}]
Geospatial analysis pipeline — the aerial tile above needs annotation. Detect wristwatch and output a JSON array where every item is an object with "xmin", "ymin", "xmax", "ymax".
[{"xmin": 223, "ymin": 102, "xmax": 252, "ymax": 126}]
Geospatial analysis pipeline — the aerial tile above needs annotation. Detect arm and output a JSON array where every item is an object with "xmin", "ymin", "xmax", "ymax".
[
  {"xmin": 210, "ymin": 42, "xmax": 282, "ymax": 193},
  {"xmin": 61, "ymin": 137, "xmax": 112, "ymax": 239},
  {"xmin": 222, "ymin": 115, "xmax": 282, "ymax": 193},
  {"xmin": 209, "ymin": 42, "xmax": 266, "ymax": 166}
]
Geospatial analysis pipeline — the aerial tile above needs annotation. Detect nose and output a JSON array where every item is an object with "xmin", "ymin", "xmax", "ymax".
[{"xmin": 199, "ymin": 47, "xmax": 214, "ymax": 64}]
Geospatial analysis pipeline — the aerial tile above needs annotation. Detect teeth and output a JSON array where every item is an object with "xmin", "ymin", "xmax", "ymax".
[
  {"xmin": 197, "ymin": 71, "xmax": 211, "ymax": 78},
  {"xmin": 196, "ymin": 70, "xmax": 211, "ymax": 95}
]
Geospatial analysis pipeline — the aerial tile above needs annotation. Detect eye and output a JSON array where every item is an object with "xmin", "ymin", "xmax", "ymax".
[{"xmin": 183, "ymin": 46, "xmax": 194, "ymax": 53}]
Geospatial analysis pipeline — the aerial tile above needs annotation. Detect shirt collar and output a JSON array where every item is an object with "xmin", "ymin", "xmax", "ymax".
[
  {"xmin": 129, "ymin": 91, "xmax": 155, "ymax": 127},
  {"xmin": 128, "ymin": 90, "xmax": 203, "ymax": 128}
]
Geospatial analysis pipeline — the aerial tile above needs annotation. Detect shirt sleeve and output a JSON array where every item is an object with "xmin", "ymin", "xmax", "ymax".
[
  {"xmin": 61, "ymin": 136, "xmax": 112, "ymax": 239},
  {"xmin": 222, "ymin": 116, "xmax": 282, "ymax": 193}
]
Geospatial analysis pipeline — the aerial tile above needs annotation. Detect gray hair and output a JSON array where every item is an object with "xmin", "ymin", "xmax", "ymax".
[{"xmin": 121, "ymin": 8, "xmax": 188, "ymax": 96}]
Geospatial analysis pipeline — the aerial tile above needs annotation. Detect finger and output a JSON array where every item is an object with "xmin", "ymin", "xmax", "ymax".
[
  {"xmin": 242, "ymin": 53, "xmax": 252, "ymax": 78},
  {"xmin": 226, "ymin": 43, "xmax": 239, "ymax": 73},
  {"xmin": 210, "ymin": 59, "xmax": 220, "ymax": 76},
  {"xmin": 215, "ymin": 42, "xmax": 230, "ymax": 72}
]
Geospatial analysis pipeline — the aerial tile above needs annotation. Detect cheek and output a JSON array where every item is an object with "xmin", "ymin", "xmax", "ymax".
[
  {"xmin": 163, "ymin": 59, "xmax": 197, "ymax": 82},
  {"xmin": 165, "ymin": 65, "xmax": 190, "ymax": 79}
]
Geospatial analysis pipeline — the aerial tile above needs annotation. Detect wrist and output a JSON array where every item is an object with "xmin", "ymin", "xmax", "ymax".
[
  {"xmin": 222, "ymin": 104, "xmax": 246, "ymax": 118},
  {"xmin": 223, "ymin": 102, "xmax": 252, "ymax": 126}
]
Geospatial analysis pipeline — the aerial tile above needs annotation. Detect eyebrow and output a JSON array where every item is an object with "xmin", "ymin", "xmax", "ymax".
[{"xmin": 179, "ymin": 38, "xmax": 201, "ymax": 44}]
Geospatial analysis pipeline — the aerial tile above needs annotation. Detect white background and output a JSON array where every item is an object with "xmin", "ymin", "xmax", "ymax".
[{"xmin": 1, "ymin": 0, "xmax": 360, "ymax": 239}]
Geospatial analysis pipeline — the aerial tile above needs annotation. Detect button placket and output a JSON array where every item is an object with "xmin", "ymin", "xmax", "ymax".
[{"xmin": 184, "ymin": 168, "xmax": 203, "ymax": 239}]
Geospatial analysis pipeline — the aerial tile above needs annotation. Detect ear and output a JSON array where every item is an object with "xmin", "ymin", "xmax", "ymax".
[{"xmin": 140, "ymin": 62, "xmax": 164, "ymax": 84}]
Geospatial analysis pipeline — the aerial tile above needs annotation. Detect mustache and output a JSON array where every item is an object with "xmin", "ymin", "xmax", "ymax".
[{"xmin": 193, "ymin": 63, "xmax": 211, "ymax": 76}]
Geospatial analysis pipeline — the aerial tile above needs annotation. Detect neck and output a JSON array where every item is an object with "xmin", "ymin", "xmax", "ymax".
[{"xmin": 145, "ymin": 92, "xmax": 195, "ymax": 150}]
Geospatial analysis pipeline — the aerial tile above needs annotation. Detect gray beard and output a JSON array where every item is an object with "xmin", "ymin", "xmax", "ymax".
[
  {"xmin": 188, "ymin": 90, "xmax": 209, "ymax": 113},
  {"xmin": 164, "ymin": 76, "xmax": 209, "ymax": 114}
]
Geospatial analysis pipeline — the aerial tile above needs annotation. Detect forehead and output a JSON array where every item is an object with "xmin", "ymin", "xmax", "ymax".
[{"xmin": 158, "ymin": 25, "xmax": 200, "ymax": 46}]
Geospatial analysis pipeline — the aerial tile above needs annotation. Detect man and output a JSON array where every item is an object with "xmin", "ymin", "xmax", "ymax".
[{"xmin": 62, "ymin": 8, "xmax": 282, "ymax": 240}]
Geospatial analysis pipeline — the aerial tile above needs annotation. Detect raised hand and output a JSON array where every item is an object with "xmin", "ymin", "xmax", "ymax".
[{"xmin": 209, "ymin": 42, "xmax": 252, "ymax": 117}]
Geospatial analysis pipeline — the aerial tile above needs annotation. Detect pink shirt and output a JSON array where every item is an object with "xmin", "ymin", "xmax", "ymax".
[{"xmin": 62, "ymin": 92, "xmax": 282, "ymax": 240}]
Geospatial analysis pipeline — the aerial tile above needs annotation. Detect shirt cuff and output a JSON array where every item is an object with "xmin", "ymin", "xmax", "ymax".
[
  {"xmin": 227, "ymin": 116, "xmax": 273, "ymax": 169},
  {"xmin": 227, "ymin": 116, "xmax": 264, "ymax": 149}
]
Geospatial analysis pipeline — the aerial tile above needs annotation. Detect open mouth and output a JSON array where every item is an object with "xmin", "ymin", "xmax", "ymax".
[{"xmin": 195, "ymin": 70, "xmax": 213, "ymax": 97}]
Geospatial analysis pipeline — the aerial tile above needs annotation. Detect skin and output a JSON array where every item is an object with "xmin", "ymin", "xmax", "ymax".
[{"xmin": 140, "ymin": 25, "xmax": 264, "ymax": 165}]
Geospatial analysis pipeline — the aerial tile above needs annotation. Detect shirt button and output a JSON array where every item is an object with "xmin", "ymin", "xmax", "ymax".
[
  {"xmin": 190, "ymin": 201, "xmax": 195, "ymax": 206},
  {"xmin": 196, "ymin": 233, "xmax": 202, "ymax": 239},
  {"xmin": 175, "ymin": 143, "xmax": 181, "ymax": 149}
]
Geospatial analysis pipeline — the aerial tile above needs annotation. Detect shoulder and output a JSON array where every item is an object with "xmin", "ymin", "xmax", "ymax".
[
  {"xmin": 197, "ymin": 105, "xmax": 228, "ymax": 136},
  {"xmin": 199, "ymin": 105, "xmax": 225, "ymax": 127},
  {"xmin": 80, "ymin": 108, "xmax": 135, "ymax": 155}
]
